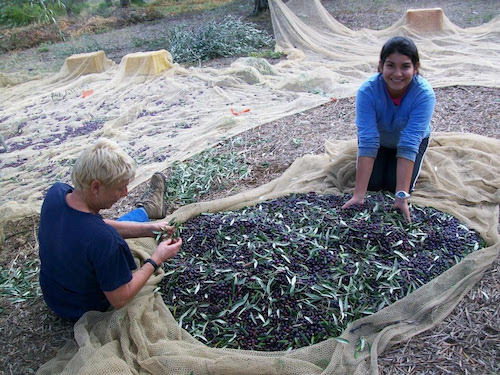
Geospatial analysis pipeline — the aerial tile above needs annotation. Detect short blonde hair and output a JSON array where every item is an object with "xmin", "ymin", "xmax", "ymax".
[{"xmin": 71, "ymin": 138, "xmax": 136, "ymax": 190}]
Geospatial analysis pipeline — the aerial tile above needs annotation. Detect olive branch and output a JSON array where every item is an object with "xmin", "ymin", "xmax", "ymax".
[{"xmin": 153, "ymin": 218, "xmax": 182, "ymax": 244}]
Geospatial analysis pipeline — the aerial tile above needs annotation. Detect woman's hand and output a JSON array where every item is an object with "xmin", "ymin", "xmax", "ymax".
[
  {"xmin": 394, "ymin": 198, "xmax": 411, "ymax": 222},
  {"xmin": 106, "ymin": 237, "xmax": 182, "ymax": 309},
  {"xmin": 342, "ymin": 195, "xmax": 365, "ymax": 209},
  {"xmin": 158, "ymin": 222, "xmax": 176, "ymax": 235},
  {"xmin": 344, "ymin": 156, "xmax": 374, "ymax": 210},
  {"xmin": 153, "ymin": 237, "xmax": 183, "ymax": 264},
  {"xmin": 149, "ymin": 222, "xmax": 176, "ymax": 238}
]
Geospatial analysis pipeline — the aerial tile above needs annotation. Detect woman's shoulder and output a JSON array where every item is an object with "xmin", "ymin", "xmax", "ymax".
[
  {"xmin": 88, "ymin": 220, "xmax": 128, "ymax": 254},
  {"xmin": 413, "ymin": 75, "xmax": 434, "ymax": 95},
  {"xmin": 403, "ymin": 76, "xmax": 435, "ymax": 109},
  {"xmin": 358, "ymin": 73, "xmax": 383, "ymax": 95},
  {"xmin": 47, "ymin": 182, "xmax": 73, "ymax": 195},
  {"xmin": 43, "ymin": 182, "xmax": 73, "ymax": 207},
  {"xmin": 360, "ymin": 73, "xmax": 381, "ymax": 87}
]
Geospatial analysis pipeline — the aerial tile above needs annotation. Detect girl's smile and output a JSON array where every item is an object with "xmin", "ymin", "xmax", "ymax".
[{"xmin": 379, "ymin": 52, "xmax": 418, "ymax": 98}]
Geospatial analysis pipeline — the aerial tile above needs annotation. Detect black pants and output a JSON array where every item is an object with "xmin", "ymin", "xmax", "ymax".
[{"xmin": 367, "ymin": 137, "xmax": 429, "ymax": 193}]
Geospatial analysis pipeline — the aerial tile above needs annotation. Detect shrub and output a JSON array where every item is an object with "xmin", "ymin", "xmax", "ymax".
[
  {"xmin": 0, "ymin": 3, "xmax": 43, "ymax": 26},
  {"xmin": 0, "ymin": 22, "xmax": 63, "ymax": 52},
  {"xmin": 0, "ymin": 0, "xmax": 66, "ymax": 27},
  {"xmin": 132, "ymin": 16, "xmax": 275, "ymax": 63},
  {"xmin": 167, "ymin": 16, "xmax": 274, "ymax": 63}
]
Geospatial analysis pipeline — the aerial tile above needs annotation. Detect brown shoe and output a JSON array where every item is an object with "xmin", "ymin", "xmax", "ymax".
[{"xmin": 136, "ymin": 172, "xmax": 167, "ymax": 219}]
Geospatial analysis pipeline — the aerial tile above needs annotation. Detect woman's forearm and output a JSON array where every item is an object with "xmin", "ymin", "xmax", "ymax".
[
  {"xmin": 353, "ymin": 156, "xmax": 375, "ymax": 198},
  {"xmin": 395, "ymin": 157, "xmax": 414, "ymax": 193},
  {"xmin": 104, "ymin": 219, "xmax": 157, "ymax": 238}
]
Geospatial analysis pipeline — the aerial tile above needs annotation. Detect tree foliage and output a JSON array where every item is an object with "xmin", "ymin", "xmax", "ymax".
[{"xmin": 0, "ymin": 0, "xmax": 66, "ymax": 26}]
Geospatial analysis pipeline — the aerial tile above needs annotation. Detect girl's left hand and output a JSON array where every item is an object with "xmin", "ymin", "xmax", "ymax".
[{"xmin": 394, "ymin": 198, "xmax": 411, "ymax": 223}]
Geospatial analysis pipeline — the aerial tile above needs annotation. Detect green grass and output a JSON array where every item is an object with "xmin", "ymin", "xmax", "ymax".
[
  {"xmin": 45, "ymin": 33, "xmax": 121, "ymax": 59},
  {"xmin": 58, "ymin": 35, "xmax": 104, "ymax": 56},
  {"xmin": 148, "ymin": 0, "xmax": 233, "ymax": 15},
  {"xmin": 465, "ymin": 12, "xmax": 496, "ymax": 25},
  {"xmin": 132, "ymin": 33, "xmax": 168, "ymax": 50},
  {"xmin": 38, "ymin": 41, "xmax": 51, "ymax": 52},
  {"xmin": 249, "ymin": 49, "xmax": 285, "ymax": 59}
]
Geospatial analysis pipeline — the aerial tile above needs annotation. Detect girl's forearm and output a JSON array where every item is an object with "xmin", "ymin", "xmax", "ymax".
[
  {"xmin": 395, "ymin": 157, "xmax": 414, "ymax": 193},
  {"xmin": 353, "ymin": 156, "xmax": 375, "ymax": 198}
]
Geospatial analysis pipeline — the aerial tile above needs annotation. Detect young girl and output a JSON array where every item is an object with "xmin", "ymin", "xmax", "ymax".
[{"xmin": 342, "ymin": 36, "xmax": 435, "ymax": 222}]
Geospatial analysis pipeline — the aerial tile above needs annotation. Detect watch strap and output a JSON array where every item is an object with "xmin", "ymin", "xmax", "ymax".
[{"xmin": 144, "ymin": 258, "xmax": 159, "ymax": 272}]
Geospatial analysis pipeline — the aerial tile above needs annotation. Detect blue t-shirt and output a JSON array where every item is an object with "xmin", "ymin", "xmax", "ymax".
[
  {"xmin": 38, "ymin": 182, "xmax": 137, "ymax": 321},
  {"xmin": 356, "ymin": 73, "xmax": 435, "ymax": 162}
]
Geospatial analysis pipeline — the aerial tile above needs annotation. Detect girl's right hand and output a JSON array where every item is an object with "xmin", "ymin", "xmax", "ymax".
[{"xmin": 341, "ymin": 195, "xmax": 365, "ymax": 209}]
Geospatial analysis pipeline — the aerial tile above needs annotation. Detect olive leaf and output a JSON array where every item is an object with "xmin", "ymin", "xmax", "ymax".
[{"xmin": 153, "ymin": 218, "xmax": 182, "ymax": 243}]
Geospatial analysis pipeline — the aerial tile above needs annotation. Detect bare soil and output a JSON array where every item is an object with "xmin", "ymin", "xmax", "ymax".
[{"xmin": 0, "ymin": 1, "xmax": 498, "ymax": 374}]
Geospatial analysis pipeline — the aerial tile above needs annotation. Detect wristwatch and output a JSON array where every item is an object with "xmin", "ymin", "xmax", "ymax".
[
  {"xmin": 395, "ymin": 190, "xmax": 411, "ymax": 200},
  {"xmin": 144, "ymin": 258, "xmax": 160, "ymax": 272}
]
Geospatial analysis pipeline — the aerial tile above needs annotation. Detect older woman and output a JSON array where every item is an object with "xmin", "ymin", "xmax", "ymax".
[{"xmin": 38, "ymin": 139, "xmax": 182, "ymax": 321}]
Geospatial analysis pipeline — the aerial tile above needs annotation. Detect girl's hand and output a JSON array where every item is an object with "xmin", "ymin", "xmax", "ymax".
[
  {"xmin": 341, "ymin": 195, "xmax": 365, "ymax": 209},
  {"xmin": 394, "ymin": 198, "xmax": 411, "ymax": 222}
]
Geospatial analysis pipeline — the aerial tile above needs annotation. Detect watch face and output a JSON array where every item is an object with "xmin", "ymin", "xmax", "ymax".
[{"xmin": 396, "ymin": 191, "xmax": 410, "ymax": 199}]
